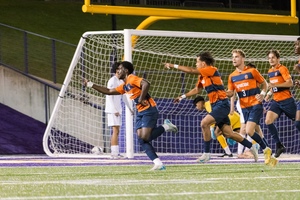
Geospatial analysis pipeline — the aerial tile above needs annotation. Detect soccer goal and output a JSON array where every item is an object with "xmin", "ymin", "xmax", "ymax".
[{"xmin": 43, "ymin": 29, "xmax": 300, "ymax": 158}]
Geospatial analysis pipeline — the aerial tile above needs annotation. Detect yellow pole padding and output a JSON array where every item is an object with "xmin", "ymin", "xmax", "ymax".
[{"xmin": 82, "ymin": 3, "xmax": 298, "ymax": 24}]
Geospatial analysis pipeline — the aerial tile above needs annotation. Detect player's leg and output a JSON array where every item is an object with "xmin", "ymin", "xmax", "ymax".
[
  {"xmin": 136, "ymin": 107, "xmax": 169, "ymax": 170},
  {"xmin": 295, "ymin": 102, "xmax": 300, "ymax": 131},
  {"xmin": 214, "ymin": 127, "xmax": 233, "ymax": 157},
  {"xmin": 107, "ymin": 113, "xmax": 122, "ymax": 159},
  {"xmin": 197, "ymin": 114, "xmax": 215, "ymax": 163}
]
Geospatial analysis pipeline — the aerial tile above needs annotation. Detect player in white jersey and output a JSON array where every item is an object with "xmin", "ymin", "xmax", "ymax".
[{"xmin": 105, "ymin": 62, "xmax": 132, "ymax": 159}]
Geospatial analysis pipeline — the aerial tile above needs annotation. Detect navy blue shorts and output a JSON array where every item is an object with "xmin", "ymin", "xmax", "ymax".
[
  {"xmin": 135, "ymin": 106, "xmax": 159, "ymax": 130},
  {"xmin": 210, "ymin": 99, "xmax": 230, "ymax": 129},
  {"xmin": 242, "ymin": 104, "xmax": 263, "ymax": 124},
  {"xmin": 269, "ymin": 97, "xmax": 296, "ymax": 121}
]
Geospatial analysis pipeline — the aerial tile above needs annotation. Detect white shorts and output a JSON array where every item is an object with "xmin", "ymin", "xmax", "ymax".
[{"xmin": 107, "ymin": 113, "xmax": 122, "ymax": 127}]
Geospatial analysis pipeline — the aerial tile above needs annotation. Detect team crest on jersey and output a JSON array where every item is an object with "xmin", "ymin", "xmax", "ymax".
[
  {"xmin": 124, "ymin": 84, "xmax": 133, "ymax": 92},
  {"xmin": 201, "ymin": 80, "xmax": 205, "ymax": 84},
  {"xmin": 244, "ymin": 74, "xmax": 248, "ymax": 79},
  {"xmin": 275, "ymin": 72, "xmax": 278, "ymax": 76}
]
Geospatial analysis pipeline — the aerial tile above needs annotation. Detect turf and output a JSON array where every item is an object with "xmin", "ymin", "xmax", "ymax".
[{"xmin": 0, "ymin": 162, "xmax": 300, "ymax": 199}]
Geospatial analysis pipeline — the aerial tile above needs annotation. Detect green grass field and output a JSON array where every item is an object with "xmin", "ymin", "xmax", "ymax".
[{"xmin": 1, "ymin": 162, "xmax": 300, "ymax": 199}]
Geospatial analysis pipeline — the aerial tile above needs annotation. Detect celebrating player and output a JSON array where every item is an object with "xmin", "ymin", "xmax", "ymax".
[
  {"xmin": 164, "ymin": 51, "xmax": 257, "ymax": 163},
  {"xmin": 193, "ymin": 96, "xmax": 241, "ymax": 157},
  {"xmin": 227, "ymin": 49, "xmax": 277, "ymax": 166},
  {"xmin": 264, "ymin": 49, "xmax": 299, "ymax": 158},
  {"xmin": 84, "ymin": 61, "xmax": 178, "ymax": 171}
]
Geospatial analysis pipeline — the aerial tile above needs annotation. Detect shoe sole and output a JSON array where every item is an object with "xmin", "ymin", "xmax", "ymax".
[{"xmin": 266, "ymin": 157, "xmax": 278, "ymax": 167}]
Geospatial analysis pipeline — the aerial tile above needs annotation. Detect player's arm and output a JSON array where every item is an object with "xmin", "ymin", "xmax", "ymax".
[
  {"xmin": 138, "ymin": 79, "xmax": 150, "ymax": 106},
  {"xmin": 84, "ymin": 79, "xmax": 120, "ymax": 95},
  {"xmin": 174, "ymin": 86, "xmax": 201, "ymax": 103},
  {"xmin": 256, "ymin": 78, "xmax": 268, "ymax": 102},
  {"xmin": 164, "ymin": 63, "xmax": 199, "ymax": 75},
  {"xmin": 229, "ymin": 92, "xmax": 236, "ymax": 114}
]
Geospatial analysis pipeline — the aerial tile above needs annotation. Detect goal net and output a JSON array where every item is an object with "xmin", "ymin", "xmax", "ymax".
[{"xmin": 43, "ymin": 29, "xmax": 300, "ymax": 157}]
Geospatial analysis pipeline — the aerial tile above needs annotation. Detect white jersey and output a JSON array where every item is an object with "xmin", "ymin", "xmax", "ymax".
[{"xmin": 105, "ymin": 76, "xmax": 124, "ymax": 114}]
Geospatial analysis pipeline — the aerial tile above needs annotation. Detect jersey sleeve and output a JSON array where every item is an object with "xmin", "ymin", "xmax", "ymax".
[
  {"xmin": 115, "ymin": 83, "xmax": 126, "ymax": 94},
  {"xmin": 251, "ymin": 68, "xmax": 265, "ymax": 84},
  {"xmin": 280, "ymin": 66, "xmax": 292, "ymax": 81}
]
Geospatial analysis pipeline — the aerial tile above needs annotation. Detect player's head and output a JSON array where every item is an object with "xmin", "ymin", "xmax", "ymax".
[
  {"xmin": 232, "ymin": 49, "xmax": 245, "ymax": 68},
  {"xmin": 246, "ymin": 62, "xmax": 256, "ymax": 69},
  {"xmin": 193, "ymin": 96, "xmax": 205, "ymax": 111},
  {"xmin": 120, "ymin": 61, "xmax": 134, "ymax": 74},
  {"xmin": 118, "ymin": 61, "xmax": 134, "ymax": 79},
  {"xmin": 294, "ymin": 37, "xmax": 300, "ymax": 55},
  {"xmin": 267, "ymin": 49, "xmax": 280, "ymax": 67},
  {"xmin": 196, "ymin": 52, "xmax": 215, "ymax": 68}
]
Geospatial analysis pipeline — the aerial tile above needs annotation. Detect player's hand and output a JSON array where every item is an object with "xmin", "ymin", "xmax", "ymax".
[
  {"xmin": 295, "ymin": 79, "xmax": 300, "ymax": 88},
  {"xmin": 173, "ymin": 96, "xmax": 182, "ymax": 103},
  {"xmin": 138, "ymin": 99, "xmax": 149, "ymax": 107},
  {"xmin": 164, "ymin": 62, "xmax": 172, "ymax": 69},
  {"xmin": 255, "ymin": 94, "xmax": 264, "ymax": 102},
  {"xmin": 294, "ymin": 64, "xmax": 300, "ymax": 73}
]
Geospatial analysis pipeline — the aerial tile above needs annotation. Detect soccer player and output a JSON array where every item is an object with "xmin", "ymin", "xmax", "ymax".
[
  {"xmin": 193, "ymin": 96, "xmax": 241, "ymax": 157},
  {"xmin": 227, "ymin": 49, "xmax": 277, "ymax": 166},
  {"xmin": 230, "ymin": 63, "xmax": 264, "ymax": 159},
  {"xmin": 293, "ymin": 37, "xmax": 300, "ymax": 131},
  {"xmin": 164, "ymin": 51, "xmax": 257, "ymax": 163},
  {"xmin": 105, "ymin": 62, "xmax": 133, "ymax": 159},
  {"xmin": 84, "ymin": 61, "xmax": 178, "ymax": 171},
  {"xmin": 265, "ymin": 49, "xmax": 299, "ymax": 158}
]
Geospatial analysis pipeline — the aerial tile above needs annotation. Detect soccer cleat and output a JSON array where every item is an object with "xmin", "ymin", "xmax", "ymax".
[
  {"xmin": 267, "ymin": 157, "xmax": 278, "ymax": 167},
  {"xmin": 250, "ymin": 145, "xmax": 259, "ymax": 162},
  {"xmin": 164, "ymin": 119, "xmax": 178, "ymax": 133},
  {"xmin": 263, "ymin": 147, "xmax": 272, "ymax": 165},
  {"xmin": 218, "ymin": 153, "xmax": 233, "ymax": 158},
  {"xmin": 196, "ymin": 153, "xmax": 211, "ymax": 163},
  {"xmin": 110, "ymin": 154, "xmax": 124, "ymax": 159},
  {"xmin": 274, "ymin": 143, "xmax": 286, "ymax": 158},
  {"xmin": 149, "ymin": 164, "xmax": 166, "ymax": 171}
]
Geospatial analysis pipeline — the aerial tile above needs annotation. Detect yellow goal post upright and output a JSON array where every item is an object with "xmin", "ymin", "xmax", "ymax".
[{"xmin": 43, "ymin": 29, "xmax": 300, "ymax": 158}]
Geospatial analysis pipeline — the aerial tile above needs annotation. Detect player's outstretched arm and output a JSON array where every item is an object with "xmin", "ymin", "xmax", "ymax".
[
  {"xmin": 163, "ymin": 63, "xmax": 199, "ymax": 75},
  {"xmin": 84, "ymin": 79, "xmax": 120, "ymax": 95}
]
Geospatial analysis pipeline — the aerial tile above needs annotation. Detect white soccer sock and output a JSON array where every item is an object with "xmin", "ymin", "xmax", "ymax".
[
  {"xmin": 224, "ymin": 146, "xmax": 232, "ymax": 155},
  {"xmin": 238, "ymin": 133, "xmax": 245, "ymax": 155},
  {"xmin": 153, "ymin": 158, "xmax": 163, "ymax": 166},
  {"xmin": 111, "ymin": 145, "xmax": 119, "ymax": 156}
]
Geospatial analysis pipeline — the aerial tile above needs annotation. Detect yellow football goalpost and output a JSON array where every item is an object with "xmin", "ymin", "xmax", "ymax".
[{"xmin": 82, "ymin": 0, "xmax": 298, "ymax": 24}]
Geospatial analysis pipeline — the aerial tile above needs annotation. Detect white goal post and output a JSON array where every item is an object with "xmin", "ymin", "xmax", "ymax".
[{"xmin": 43, "ymin": 29, "xmax": 300, "ymax": 158}]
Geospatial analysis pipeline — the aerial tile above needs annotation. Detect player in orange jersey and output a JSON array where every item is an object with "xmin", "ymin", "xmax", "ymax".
[
  {"xmin": 84, "ymin": 61, "xmax": 178, "ymax": 171},
  {"xmin": 227, "ymin": 49, "xmax": 277, "ymax": 167},
  {"xmin": 264, "ymin": 49, "xmax": 299, "ymax": 158},
  {"xmin": 164, "ymin": 51, "xmax": 257, "ymax": 163}
]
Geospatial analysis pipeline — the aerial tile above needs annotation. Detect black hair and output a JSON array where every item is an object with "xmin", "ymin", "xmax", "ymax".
[
  {"xmin": 193, "ymin": 96, "xmax": 205, "ymax": 106},
  {"xmin": 196, "ymin": 52, "xmax": 215, "ymax": 66},
  {"xmin": 111, "ymin": 61, "xmax": 121, "ymax": 73},
  {"xmin": 121, "ymin": 61, "xmax": 134, "ymax": 74},
  {"xmin": 246, "ymin": 62, "xmax": 256, "ymax": 69}
]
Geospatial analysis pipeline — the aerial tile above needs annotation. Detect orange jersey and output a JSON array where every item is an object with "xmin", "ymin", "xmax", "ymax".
[
  {"xmin": 196, "ymin": 66, "xmax": 227, "ymax": 104},
  {"xmin": 267, "ymin": 64, "xmax": 292, "ymax": 102},
  {"xmin": 115, "ymin": 74, "xmax": 156, "ymax": 112},
  {"xmin": 228, "ymin": 67, "xmax": 265, "ymax": 109}
]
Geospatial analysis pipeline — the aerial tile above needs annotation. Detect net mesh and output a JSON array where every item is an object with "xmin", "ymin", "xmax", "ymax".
[{"xmin": 43, "ymin": 30, "xmax": 300, "ymax": 157}]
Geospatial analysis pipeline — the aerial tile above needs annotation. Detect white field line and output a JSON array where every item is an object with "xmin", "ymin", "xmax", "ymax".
[{"xmin": 2, "ymin": 190, "xmax": 300, "ymax": 200}]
